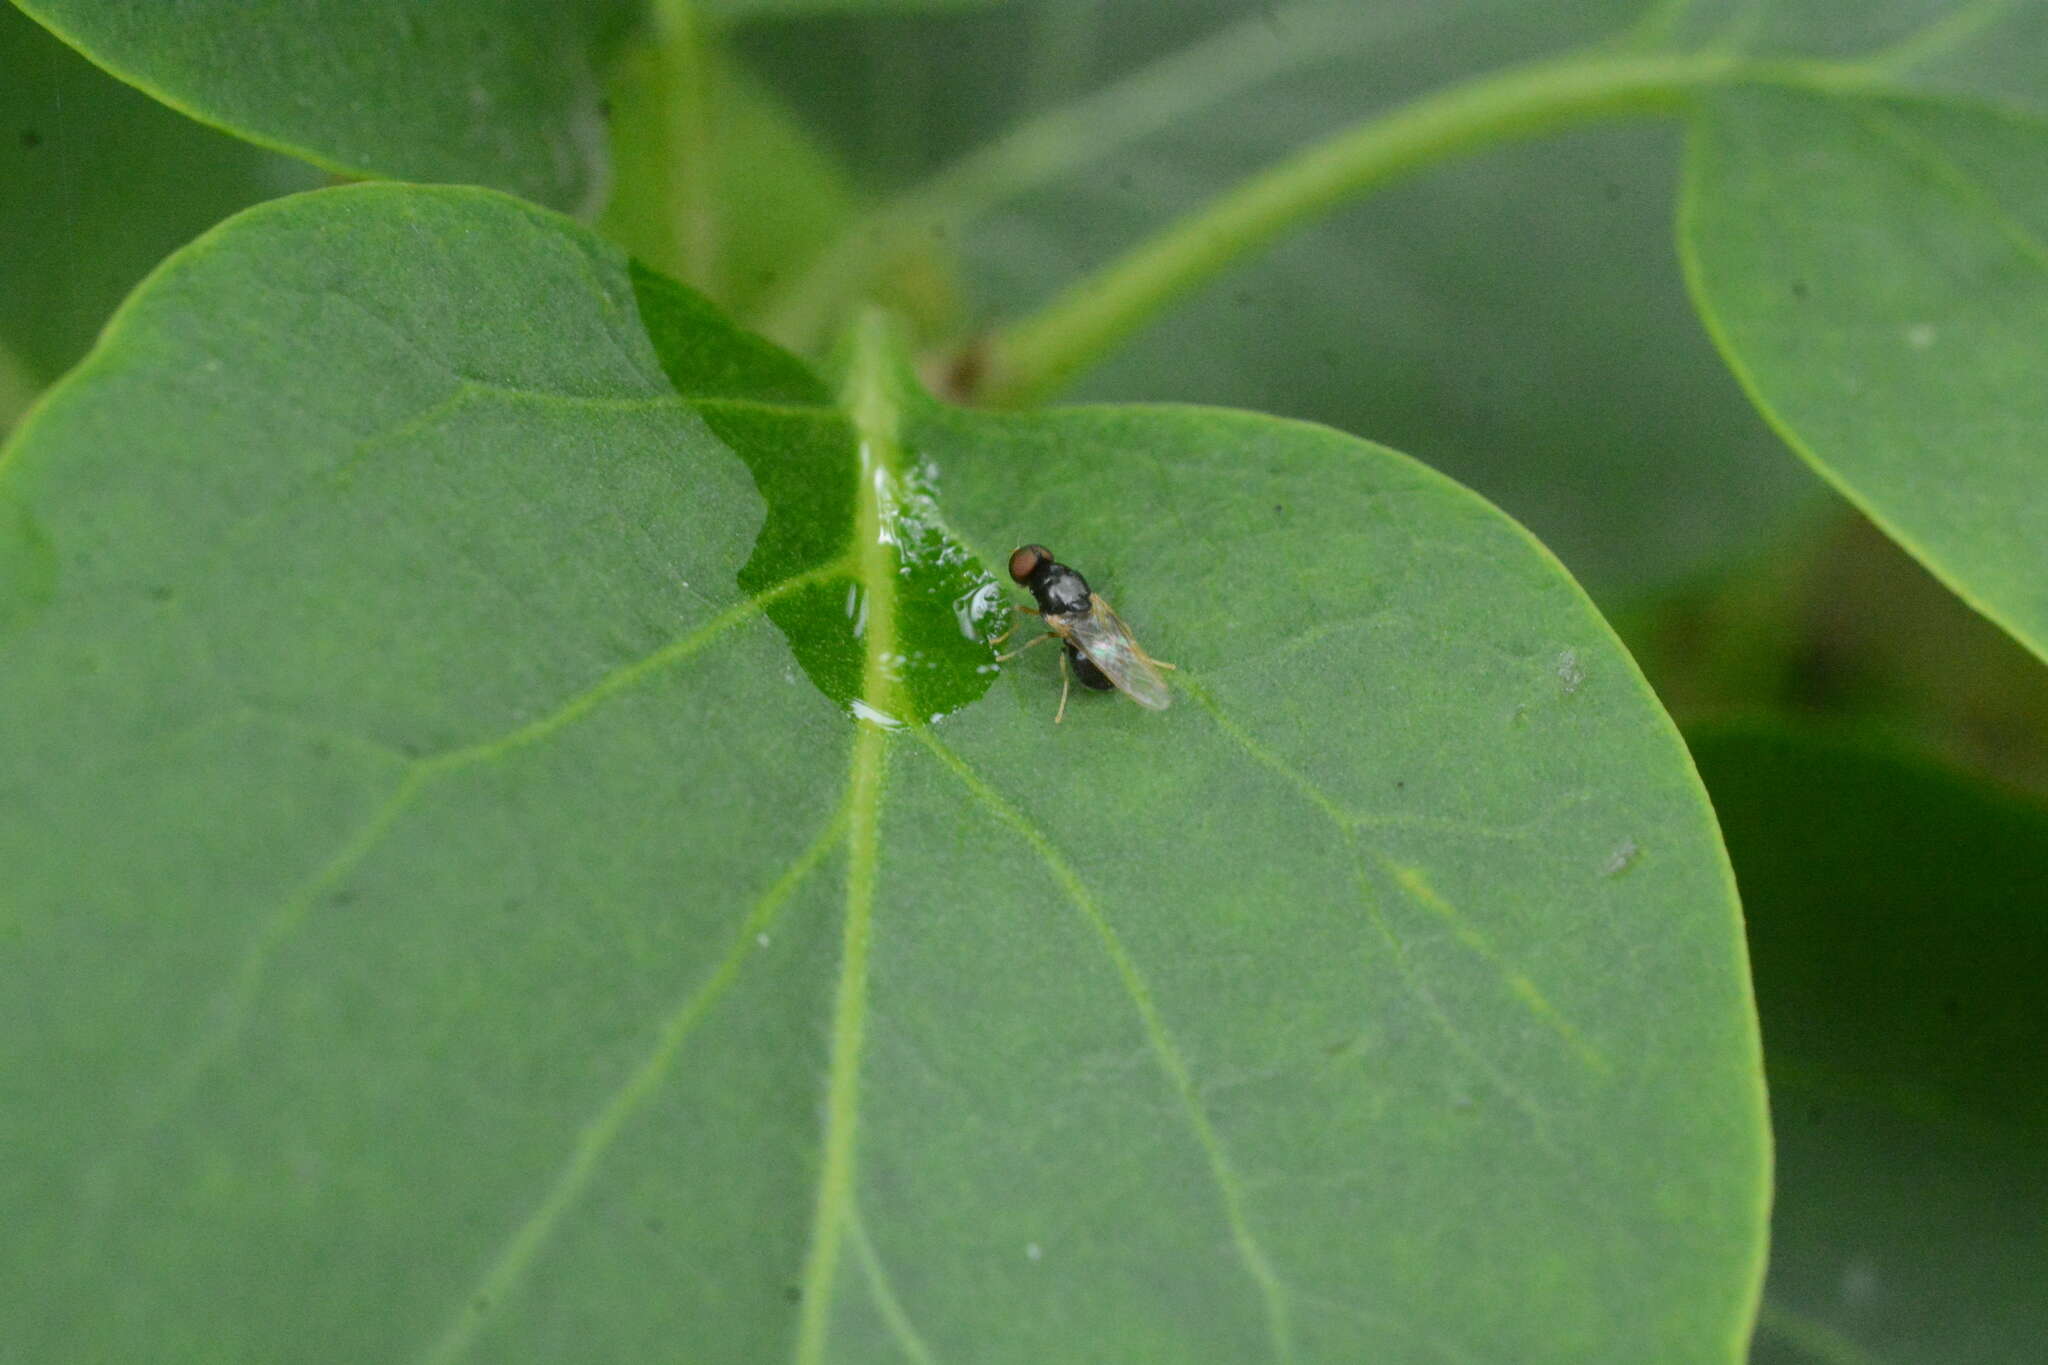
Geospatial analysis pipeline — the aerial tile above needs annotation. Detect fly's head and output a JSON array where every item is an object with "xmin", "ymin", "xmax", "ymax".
[{"xmin": 1009, "ymin": 543, "xmax": 1093, "ymax": 617}]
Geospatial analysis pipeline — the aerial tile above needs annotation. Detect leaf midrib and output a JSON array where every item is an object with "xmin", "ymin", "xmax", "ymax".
[
  {"xmin": 791, "ymin": 314, "xmax": 910, "ymax": 1364},
  {"xmin": 417, "ymin": 799, "xmax": 852, "ymax": 1365}
]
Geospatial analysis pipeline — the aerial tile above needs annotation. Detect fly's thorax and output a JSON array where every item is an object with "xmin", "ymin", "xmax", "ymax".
[{"xmin": 1030, "ymin": 564, "xmax": 1093, "ymax": 617}]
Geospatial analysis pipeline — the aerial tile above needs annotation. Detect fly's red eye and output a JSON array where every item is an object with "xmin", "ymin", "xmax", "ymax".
[{"xmin": 1009, "ymin": 545, "xmax": 1050, "ymax": 584}]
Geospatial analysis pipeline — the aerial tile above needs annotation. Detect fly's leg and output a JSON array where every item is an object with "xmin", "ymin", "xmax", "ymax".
[
  {"xmin": 996, "ymin": 633, "xmax": 1058, "ymax": 663},
  {"xmin": 1054, "ymin": 648, "xmax": 1073, "ymax": 724},
  {"xmin": 988, "ymin": 605, "xmax": 1041, "ymax": 647}
]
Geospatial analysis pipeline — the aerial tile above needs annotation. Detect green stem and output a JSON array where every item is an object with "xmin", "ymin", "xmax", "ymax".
[
  {"xmin": 978, "ymin": 48, "xmax": 1864, "ymax": 407},
  {"xmin": 652, "ymin": 0, "xmax": 721, "ymax": 298},
  {"xmin": 754, "ymin": 1, "xmax": 1389, "ymax": 351}
]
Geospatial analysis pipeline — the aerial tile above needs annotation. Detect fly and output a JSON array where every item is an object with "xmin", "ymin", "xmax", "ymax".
[{"xmin": 994, "ymin": 544, "xmax": 1173, "ymax": 722}]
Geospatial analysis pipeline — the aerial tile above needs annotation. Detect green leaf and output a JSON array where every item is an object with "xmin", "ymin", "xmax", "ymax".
[
  {"xmin": 1681, "ymin": 87, "xmax": 2048, "ymax": 662},
  {"xmin": 1650, "ymin": 0, "xmax": 2048, "ymax": 105},
  {"xmin": 0, "ymin": 2, "xmax": 320, "ymax": 394},
  {"xmin": 739, "ymin": 0, "xmax": 1823, "ymax": 602},
  {"xmin": 10, "ymin": 0, "xmax": 638, "ymax": 214},
  {"xmin": 1688, "ymin": 724, "xmax": 2048, "ymax": 1365},
  {"xmin": 1, "ymin": 183, "xmax": 1765, "ymax": 1361}
]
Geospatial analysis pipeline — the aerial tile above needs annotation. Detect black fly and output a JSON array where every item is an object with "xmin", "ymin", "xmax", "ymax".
[{"xmin": 995, "ymin": 545, "xmax": 1172, "ymax": 722}]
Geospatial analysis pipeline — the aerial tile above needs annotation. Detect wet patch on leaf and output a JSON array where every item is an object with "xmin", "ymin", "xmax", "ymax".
[{"xmin": 629, "ymin": 264, "xmax": 1002, "ymax": 722}]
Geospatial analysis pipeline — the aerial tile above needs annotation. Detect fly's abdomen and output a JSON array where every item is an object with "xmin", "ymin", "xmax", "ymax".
[{"xmin": 1068, "ymin": 643, "xmax": 1116, "ymax": 690}]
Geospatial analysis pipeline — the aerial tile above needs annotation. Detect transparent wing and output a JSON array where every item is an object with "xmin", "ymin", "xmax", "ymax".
[{"xmin": 1067, "ymin": 595, "xmax": 1171, "ymax": 710}]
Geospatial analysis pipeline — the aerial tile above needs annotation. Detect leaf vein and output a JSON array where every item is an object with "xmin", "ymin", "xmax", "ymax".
[
  {"xmin": 1179, "ymin": 678, "xmax": 1609, "ymax": 1076},
  {"xmin": 425, "ymin": 560, "xmax": 847, "ymax": 767},
  {"xmin": 793, "ymin": 723, "xmax": 887, "ymax": 1363},
  {"xmin": 136, "ymin": 566, "xmax": 840, "ymax": 1133},
  {"xmin": 912, "ymin": 727, "xmax": 1296, "ymax": 1364},
  {"xmin": 849, "ymin": 1206, "xmax": 941, "ymax": 1365},
  {"xmin": 1382, "ymin": 862, "xmax": 1611, "ymax": 1076},
  {"xmin": 417, "ymin": 800, "xmax": 851, "ymax": 1365},
  {"xmin": 1847, "ymin": 97, "xmax": 2048, "ymax": 276}
]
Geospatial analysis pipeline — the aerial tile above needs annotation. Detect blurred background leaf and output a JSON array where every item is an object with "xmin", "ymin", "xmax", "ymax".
[
  {"xmin": 0, "ymin": 3, "xmax": 320, "ymax": 430},
  {"xmin": 1690, "ymin": 722, "xmax": 2048, "ymax": 1364},
  {"xmin": 11, "ymin": 0, "xmax": 640, "ymax": 214},
  {"xmin": 1651, "ymin": 0, "xmax": 2048, "ymax": 103},
  {"xmin": 1682, "ymin": 87, "xmax": 2048, "ymax": 663}
]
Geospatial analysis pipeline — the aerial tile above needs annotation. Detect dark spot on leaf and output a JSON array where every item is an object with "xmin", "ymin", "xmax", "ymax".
[
  {"xmin": 597, "ymin": 99, "xmax": 613, "ymax": 120},
  {"xmin": 19, "ymin": 128, "xmax": 41, "ymax": 149},
  {"xmin": 1272, "ymin": 504, "xmax": 1283, "ymax": 515},
  {"xmin": 1114, "ymin": 171, "xmax": 1134, "ymax": 192},
  {"xmin": 1231, "ymin": 289, "xmax": 1254, "ymax": 307},
  {"xmin": 1940, "ymin": 995, "xmax": 1961, "ymax": 1020},
  {"xmin": 783, "ymin": 1284, "xmax": 802, "ymax": 1304},
  {"xmin": 474, "ymin": 1294, "xmax": 491, "ymax": 1311},
  {"xmin": 1601, "ymin": 181, "xmax": 1622, "ymax": 202},
  {"xmin": 1790, "ymin": 279, "xmax": 1809, "ymax": 299},
  {"xmin": 147, "ymin": 585, "xmax": 174, "ymax": 603},
  {"xmin": 1317, "ymin": 348, "xmax": 1339, "ymax": 368},
  {"xmin": 1395, "ymin": 780, "xmax": 1405, "ymax": 789},
  {"xmin": 645, "ymin": 1215, "xmax": 666, "ymax": 1233},
  {"xmin": 310, "ymin": 741, "xmax": 333, "ymax": 760},
  {"xmin": 329, "ymin": 889, "xmax": 359, "ymax": 908}
]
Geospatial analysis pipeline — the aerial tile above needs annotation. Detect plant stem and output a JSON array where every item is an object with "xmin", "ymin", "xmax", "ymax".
[
  {"xmin": 977, "ymin": 49, "xmax": 1859, "ymax": 407},
  {"xmin": 651, "ymin": 0, "xmax": 721, "ymax": 299},
  {"xmin": 755, "ymin": 1, "xmax": 1388, "ymax": 351}
]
